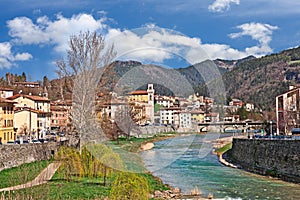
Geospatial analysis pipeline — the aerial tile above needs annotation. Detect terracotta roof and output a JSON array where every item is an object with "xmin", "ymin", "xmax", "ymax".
[
  {"xmin": 0, "ymin": 87, "xmax": 13, "ymax": 91},
  {"xmin": 14, "ymin": 107, "xmax": 41, "ymax": 114},
  {"xmin": 128, "ymin": 90, "xmax": 148, "ymax": 95},
  {"xmin": 0, "ymin": 98, "xmax": 15, "ymax": 104},
  {"xmin": 14, "ymin": 81, "xmax": 40, "ymax": 85},
  {"xmin": 50, "ymin": 105, "xmax": 68, "ymax": 111},
  {"xmin": 8, "ymin": 94, "xmax": 50, "ymax": 102}
]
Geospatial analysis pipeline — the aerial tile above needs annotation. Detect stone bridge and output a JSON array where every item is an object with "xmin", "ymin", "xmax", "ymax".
[{"xmin": 198, "ymin": 121, "xmax": 265, "ymax": 133}]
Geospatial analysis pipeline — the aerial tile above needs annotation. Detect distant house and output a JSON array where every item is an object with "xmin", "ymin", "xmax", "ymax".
[
  {"xmin": 0, "ymin": 98, "xmax": 15, "ymax": 144},
  {"xmin": 204, "ymin": 112, "xmax": 219, "ymax": 123},
  {"xmin": 276, "ymin": 86, "xmax": 300, "ymax": 135},
  {"xmin": 191, "ymin": 110, "xmax": 205, "ymax": 123},
  {"xmin": 229, "ymin": 98, "xmax": 243, "ymax": 107},
  {"xmin": 50, "ymin": 100, "xmax": 73, "ymax": 130},
  {"xmin": 50, "ymin": 105, "xmax": 68, "ymax": 130},
  {"xmin": 245, "ymin": 103, "xmax": 255, "ymax": 112},
  {"xmin": 128, "ymin": 90, "xmax": 149, "ymax": 103},
  {"xmin": 0, "ymin": 87, "xmax": 13, "ymax": 98},
  {"xmin": 223, "ymin": 115, "xmax": 240, "ymax": 122},
  {"xmin": 160, "ymin": 107, "xmax": 181, "ymax": 125},
  {"xmin": 178, "ymin": 111, "xmax": 192, "ymax": 129},
  {"xmin": 155, "ymin": 95, "xmax": 175, "ymax": 108},
  {"xmin": 13, "ymin": 81, "xmax": 40, "ymax": 88}
]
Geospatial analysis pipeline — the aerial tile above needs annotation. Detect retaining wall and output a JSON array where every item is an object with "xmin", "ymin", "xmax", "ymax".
[
  {"xmin": 0, "ymin": 142, "xmax": 60, "ymax": 171},
  {"xmin": 226, "ymin": 138, "xmax": 300, "ymax": 183}
]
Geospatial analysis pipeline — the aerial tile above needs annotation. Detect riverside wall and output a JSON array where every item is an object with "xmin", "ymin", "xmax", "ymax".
[
  {"xmin": 225, "ymin": 138, "xmax": 300, "ymax": 183},
  {"xmin": 0, "ymin": 142, "xmax": 60, "ymax": 171}
]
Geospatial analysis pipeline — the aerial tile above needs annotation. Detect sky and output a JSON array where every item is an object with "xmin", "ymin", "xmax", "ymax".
[{"xmin": 1, "ymin": 0, "xmax": 300, "ymax": 81}]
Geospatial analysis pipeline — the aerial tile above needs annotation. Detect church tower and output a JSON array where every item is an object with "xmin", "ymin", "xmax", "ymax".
[{"xmin": 147, "ymin": 84, "xmax": 155, "ymax": 123}]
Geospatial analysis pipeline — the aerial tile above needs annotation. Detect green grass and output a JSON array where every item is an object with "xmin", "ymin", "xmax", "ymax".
[
  {"xmin": 0, "ymin": 160, "xmax": 50, "ymax": 189},
  {"xmin": 215, "ymin": 142, "xmax": 232, "ymax": 154},
  {"xmin": 3, "ymin": 175, "xmax": 111, "ymax": 200},
  {"xmin": 6, "ymin": 172, "xmax": 170, "ymax": 200},
  {"xmin": 0, "ymin": 134, "xmax": 174, "ymax": 199}
]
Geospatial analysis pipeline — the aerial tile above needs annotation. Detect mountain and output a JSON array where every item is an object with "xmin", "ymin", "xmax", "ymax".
[
  {"xmin": 214, "ymin": 46, "xmax": 300, "ymax": 110},
  {"xmin": 213, "ymin": 55, "xmax": 256, "ymax": 71},
  {"xmin": 96, "ymin": 46, "xmax": 300, "ymax": 111}
]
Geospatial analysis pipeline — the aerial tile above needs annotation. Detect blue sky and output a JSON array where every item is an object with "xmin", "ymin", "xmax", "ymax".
[{"xmin": 1, "ymin": 0, "xmax": 300, "ymax": 81}]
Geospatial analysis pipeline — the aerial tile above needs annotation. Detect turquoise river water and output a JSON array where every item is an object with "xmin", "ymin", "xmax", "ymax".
[{"xmin": 140, "ymin": 134, "xmax": 300, "ymax": 200}]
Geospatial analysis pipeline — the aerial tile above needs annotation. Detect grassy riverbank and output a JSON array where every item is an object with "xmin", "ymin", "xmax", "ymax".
[
  {"xmin": 0, "ymin": 133, "xmax": 176, "ymax": 199},
  {"xmin": 214, "ymin": 142, "xmax": 232, "ymax": 155},
  {"xmin": 0, "ymin": 160, "xmax": 50, "ymax": 189}
]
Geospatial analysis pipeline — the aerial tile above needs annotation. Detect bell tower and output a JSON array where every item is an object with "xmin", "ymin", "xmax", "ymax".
[{"xmin": 147, "ymin": 84, "xmax": 155, "ymax": 123}]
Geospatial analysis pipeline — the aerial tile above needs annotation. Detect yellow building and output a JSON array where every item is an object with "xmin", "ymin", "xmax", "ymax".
[
  {"xmin": 128, "ymin": 90, "xmax": 149, "ymax": 103},
  {"xmin": 191, "ymin": 110, "xmax": 205, "ymax": 123},
  {"xmin": 0, "ymin": 98, "xmax": 15, "ymax": 144},
  {"xmin": 8, "ymin": 94, "xmax": 51, "ymax": 136}
]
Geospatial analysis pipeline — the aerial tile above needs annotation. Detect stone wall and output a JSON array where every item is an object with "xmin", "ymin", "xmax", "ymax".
[
  {"xmin": 226, "ymin": 138, "xmax": 300, "ymax": 183},
  {"xmin": 0, "ymin": 142, "xmax": 60, "ymax": 171}
]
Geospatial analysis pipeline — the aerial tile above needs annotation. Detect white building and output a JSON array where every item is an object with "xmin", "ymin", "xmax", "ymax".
[
  {"xmin": 0, "ymin": 87, "xmax": 13, "ymax": 98},
  {"xmin": 160, "ymin": 107, "xmax": 181, "ymax": 125},
  {"xmin": 245, "ymin": 103, "xmax": 255, "ymax": 112},
  {"xmin": 179, "ymin": 111, "xmax": 192, "ymax": 128}
]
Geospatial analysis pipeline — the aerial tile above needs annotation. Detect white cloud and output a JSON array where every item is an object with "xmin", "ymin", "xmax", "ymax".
[
  {"xmin": 14, "ymin": 53, "xmax": 33, "ymax": 61},
  {"xmin": 5, "ymin": 13, "xmax": 279, "ymax": 67},
  {"xmin": 7, "ymin": 13, "xmax": 106, "ymax": 52},
  {"xmin": 107, "ymin": 24, "xmax": 278, "ymax": 65},
  {"xmin": 208, "ymin": 0, "xmax": 240, "ymax": 13},
  {"xmin": 106, "ymin": 26, "xmax": 204, "ymax": 63},
  {"xmin": 0, "ymin": 42, "xmax": 32, "ymax": 68},
  {"xmin": 229, "ymin": 22, "xmax": 278, "ymax": 56}
]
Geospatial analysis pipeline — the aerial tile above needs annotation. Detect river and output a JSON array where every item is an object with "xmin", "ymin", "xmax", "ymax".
[{"xmin": 140, "ymin": 134, "xmax": 300, "ymax": 199}]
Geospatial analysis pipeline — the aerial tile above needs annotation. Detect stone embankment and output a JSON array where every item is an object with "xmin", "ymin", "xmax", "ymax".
[
  {"xmin": 225, "ymin": 138, "xmax": 300, "ymax": 183},
  {"xmin": 210, "ymin": 136, "xmax": 240, "ymax": 168},
  {"xmin": 0, "ymin": 142, "xmax": 59, "ymax": 171}
]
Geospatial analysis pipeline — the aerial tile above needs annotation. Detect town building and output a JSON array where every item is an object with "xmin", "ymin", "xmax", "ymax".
[
  {"xmin": 160, "ymin": 107, "xmax": 181, "ymax": 125},
  {"xmin": 8, "ymin": 94, "xmax": 51, "ymax": 137},
  {"xmin": 50, "ymin": 100, "xmax": 73, "ymax": 131},
  {"xmin": 155, "ymin": 95, "xmax": 175, "ymax": 108},
  {"xmin": 13, "ymin": 81, "xmax": 40, "ymax": 88},
  {"xmin": 245, "ymin": 103, "xmax": 255, "ymax": 112},
  {"xmin": 128, "ymin": 84, "xmax": 155, "ymax": 123},
  {"xmin": 204, "ymin": 112, "xmax": 219, "ymax": 123},
  {"xmin": 276, "ymin": 86, "xmax": 300, "ymax": 135},
  {"xmin": 50, "ymin": 105, "xmax": 68, "ymax": 130},
  {"xmin": 178, "ymin": 111, "xmax": 192, "ymax": 129},
  {"xmin": 191, "ymin": 110, "xmax": 205, "ymax": 123},
  {"xmin": 0, "ymin": 87, "xmax": 13, "ymax": 98},
  {"xmin": 0, "ymin": 98, "xmax": 15, "ymax": 144},
  {"xmin": 229, "ymin": 98, "xmax": 243, "ymax": 107}
]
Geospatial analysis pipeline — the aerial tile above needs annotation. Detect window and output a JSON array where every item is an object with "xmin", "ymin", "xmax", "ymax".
[{"xmin": 4, "ymin": 132, "xmax": 6, "ymax": 140}]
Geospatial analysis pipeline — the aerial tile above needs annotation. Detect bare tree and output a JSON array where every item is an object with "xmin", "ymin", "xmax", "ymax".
[
  {"xmin": 56, "ymin": 31, "xmax": 116, "ymax": 152},
  {"xmin": 115, "ymin": 103, "xmax": 143, "ymax": 140}
]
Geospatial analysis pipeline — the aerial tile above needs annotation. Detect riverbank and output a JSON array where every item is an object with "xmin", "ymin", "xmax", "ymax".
[{"xmin": 139, "ymin": 133, "xmax": 218, "ymax": 199}]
